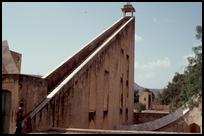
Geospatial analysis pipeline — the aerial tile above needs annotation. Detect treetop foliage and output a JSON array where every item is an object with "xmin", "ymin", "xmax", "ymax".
[{"xmin": 157, "ymin": 25, "xmax": 202, "ymax": 112}]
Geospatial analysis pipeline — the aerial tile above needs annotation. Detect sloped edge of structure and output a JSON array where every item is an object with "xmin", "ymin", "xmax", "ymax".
[
  {"xmin": 121, "ymin": 106, "xmax": 190, "ymax": 131},
  {"xmin": 42, "ymin": 17, "xmax": 123, "ymax": 79},
  {"xmin": 27, "ymin": 16, "xmax": 135, "ymax": 121},
  {"xmin": 41, "ymin": 17, "xmax": 131, "ymax": 92}
]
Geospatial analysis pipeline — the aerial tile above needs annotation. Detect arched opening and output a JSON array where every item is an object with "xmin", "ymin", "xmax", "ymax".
[
  {"xmin": 189, "ymin": 123, "xmax": 200, "ymax": 133},
  {"xmin": 2, "ymin": 90, "xmax": 12, "ymax": 134}
]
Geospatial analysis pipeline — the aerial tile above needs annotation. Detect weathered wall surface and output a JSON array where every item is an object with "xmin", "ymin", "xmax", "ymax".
[
  {"xmin": 139, "ymin": 92, "xmax": 153, "ymax": 110},
  {"xmin": 134, "ymin": 112, "xmax": 168, "ymax": 124},
  {"xmin": 155, "ymin": 115, "xmax": 190, "ymax": 132},
  {"xmin": 121, "ymin": 106, "xmax": 190, "ymax": 131},
  {"xmin": 157, "ymin": 103, "xmax": 202, "ymax": 133},
  {"xmin": 184, "ymin": 102, "xmax": 202, "ymax": 132},
  {"xmin": 31, "ymin": 16, "xmax": 135, "ymax": 132},
  {"xmin": 2, "ymin": 74, "xmax": 48, "ymax": 133},
  {"xmin": 2, "ymin": 74, "xmax": 20, "ymax": 134},
  {"xmin": 121, "ymin": 103, "xmax": 202, "ymax": 133},
  {"xmin": 18, "ymin": 75, "xmax": 48, "ymax": 115},
  {"xmin": 150, "ymin": 102, "xmax": 169, "ymax": 112},
  {"xmin": 2, "ymin": 40, "xmax": 21, "ymax": 74},
  {"xmin": 10, "ymin": 51, "xmax": 22, "ymax": 73}
]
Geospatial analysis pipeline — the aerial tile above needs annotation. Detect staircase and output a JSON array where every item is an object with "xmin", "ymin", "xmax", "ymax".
[{"xmin": 22, "ymin": 16, "xmax": 135, "ymax": 132}]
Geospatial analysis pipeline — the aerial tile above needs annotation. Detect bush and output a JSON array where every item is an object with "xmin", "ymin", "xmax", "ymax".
[{"xmin": 134, "ymin": 102, "xmax": 146, "ymax": 112}]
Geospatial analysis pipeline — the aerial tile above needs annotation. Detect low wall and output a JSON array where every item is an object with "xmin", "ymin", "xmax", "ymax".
[
  {"xmin": 157, "ymin": 102, "xmax": 202, "ymax": 133},
  {"xmin": 2, "ymin": 74, "xmax": 48, "ymax": 133},
  {"xmin": 119, "ymin": 106, "xmax": 190, "ymax": 131},
  {"xmin": 134, "ymin": 112, "xmax": 168, "ymax": 124},
  {"xmin": 156, "ymin": 115, "xmax": 189, "ymax": 132},
  {"xmin": 150, "ymin": 104, "xmax": 169, "ymax": 111}
]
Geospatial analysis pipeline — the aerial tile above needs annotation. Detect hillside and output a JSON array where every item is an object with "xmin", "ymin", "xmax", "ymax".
[{"xmin": 134, "ymin": 83, "xmax": 163, "ymax": 97}]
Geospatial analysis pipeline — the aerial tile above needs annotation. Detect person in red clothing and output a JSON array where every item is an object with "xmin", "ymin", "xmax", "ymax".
[{"xmin": 15, "ymin": 101, "xmax": 24, "ymax": 134}]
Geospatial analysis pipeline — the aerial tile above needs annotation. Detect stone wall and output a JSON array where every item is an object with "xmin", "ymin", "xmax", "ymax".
[
  {"xmin": 134, "ymin": 112, "xmax": 168, "ymax": 124},
  {"xmin": 2, "ymin": 74, "xmax": 20, "ymax": 134},
  {"xmin": 150, "ymin": 102, "xmax": 169, "ymax": 112},
  {"xmin": 2, "ymin": 40, "xmax": 21, "ymax": 74},
  {"xmin": 156, "ymin": 115, "xmax": 190, "ymax": 132},
  {"xmin": 120, "ymin": 106, "xmax": 190, "ymax": 131},
  {"xmin": 18, "ymin": 74, "xmax": 48, "ymax": 115},
  {"xmin": 2, "ymin": 74, "xmax": 47, "ymax": 133},
  {"xmin": 10, "ymin": 51, "xmax": 22, "ymax": 73},
  {"xmin": 157, "ymin": 102, "xmax": 202, "ymax": 133},
  {"xmin": 121, "ymin": 103, "xmax": 202, "ymax": 133},
  {"xmin": 139, "ymin": 91, "xmax": 153, "ymax": 110},
  {"xmin": 31, "ymin": 16, "xmax": 135, "ymax": 132}
]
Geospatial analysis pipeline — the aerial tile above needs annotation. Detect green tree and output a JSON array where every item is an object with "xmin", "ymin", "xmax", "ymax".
[
  {"xmin": 157, "ymin": 25, "xmax": 202, "ymax": 112},
  {"xmin": 143, "ymin": 88, "xmax": 150, "ymax": 93},
  {"xmin": 181, "ymin": 25, "xmax": 202, "ymax": 109},
  {"xmin": 196, "ymin": 25, "xmax": 202, "ymax": 41},
  {"xmin": 134, "ymin": 102, "xmax": 146, "ymax": 112}
]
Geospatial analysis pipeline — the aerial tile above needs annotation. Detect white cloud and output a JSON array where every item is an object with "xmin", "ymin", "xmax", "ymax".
[
  {"xmin": 135, "ymin": 57, "xmax": 172, "ymax": 88},
  {"xmin": 135, "ymin": 34, "xmax": 143, "ymax": 42},
  {"xmin": 136, "ymin": 57, "xmax": 171, "ymax": 70}
]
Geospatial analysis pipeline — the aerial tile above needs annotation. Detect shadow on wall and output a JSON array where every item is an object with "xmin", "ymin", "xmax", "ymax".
[{"xmin": 189, "ymin": 123, "xmax": 201, "ymax": 133}]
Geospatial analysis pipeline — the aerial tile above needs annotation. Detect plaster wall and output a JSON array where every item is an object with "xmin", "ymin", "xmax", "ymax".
[
  {"xmin": 2, "ymin": 74, "xmax": 20, "ymax": 134},
  {"xmin": 2, "ymin": 74, "xmax": 47, "ymax": 133},
  {"xmin": 31, "ymin": 17, "xmax": 135, "ymax": 132}
]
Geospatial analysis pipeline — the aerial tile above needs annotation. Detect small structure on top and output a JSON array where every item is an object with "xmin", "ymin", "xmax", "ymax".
[{"xmin": 121, "ymin": 2, "xmax": 135, "ymax": 17}]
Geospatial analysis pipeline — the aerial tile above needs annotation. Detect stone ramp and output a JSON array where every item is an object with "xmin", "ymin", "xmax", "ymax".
[
  {"xmin": 23, "ymin": 16, "xmax": 135, "ymax": 128},
  {"xmin": 120, "ymin": 106, "xmax": 190, "ymax": 131}
]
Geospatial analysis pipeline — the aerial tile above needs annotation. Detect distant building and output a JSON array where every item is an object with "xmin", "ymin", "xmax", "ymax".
[{"xmin": 139, "ymin": 89, "xmax": 154, "ymax": 110}]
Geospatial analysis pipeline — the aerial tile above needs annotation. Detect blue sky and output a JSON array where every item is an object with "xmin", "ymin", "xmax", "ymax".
[{"xmin": 2, "ymin": 2, "xmax": 202, "ymax": 89}]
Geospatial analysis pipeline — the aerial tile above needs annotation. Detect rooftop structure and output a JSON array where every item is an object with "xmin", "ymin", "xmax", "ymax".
[
  {"xmin": 121, "ymin": 3, "xmax": 136, "ymax": 17},
  {"xmin": 2, "ymin": 40, "xmax": 22, "ymax": 74}
]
